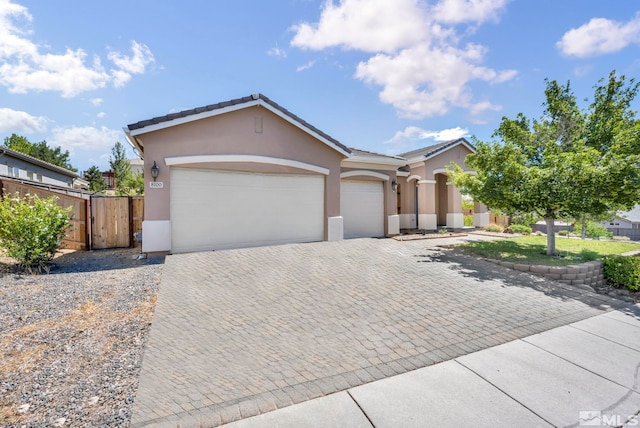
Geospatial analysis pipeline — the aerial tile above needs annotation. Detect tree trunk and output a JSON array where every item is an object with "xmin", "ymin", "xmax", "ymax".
[
  {"xmin": 581, "ymin": 213, "xmax": 586, "ymax": 239},
  {"xmin": 545, "ymin": 217, "xmax": 557, "ymax": 256}
]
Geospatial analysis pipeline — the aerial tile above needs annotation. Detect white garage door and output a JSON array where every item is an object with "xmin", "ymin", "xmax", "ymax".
[
  {"xmin": 341, "ymin": 180, "xmax": 384, "ymax": 239},
  {"xmin": 171, "ymin": 168, "xmax": 324, "ymax": 253}
]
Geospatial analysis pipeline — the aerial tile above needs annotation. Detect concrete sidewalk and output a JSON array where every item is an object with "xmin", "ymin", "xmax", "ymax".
[{"xmin": 225, "ymin": 305, "xmax": 640, "ymax": 428}]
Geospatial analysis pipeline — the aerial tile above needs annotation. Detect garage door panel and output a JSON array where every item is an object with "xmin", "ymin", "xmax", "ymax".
[
  {"xmin": 171, "ymin": 168, "xmax": 324, "ymax": 253},
  {"xmin": 341, "ymin": 180, "xmax": 384, "ymax": 239}
]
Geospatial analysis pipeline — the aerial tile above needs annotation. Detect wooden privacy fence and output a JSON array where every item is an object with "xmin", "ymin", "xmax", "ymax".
[
  {"xmin": 90, "ymin": 195, "xmax": 143, "ymax": 249},
  {"xmin": 0, "ymin": 180, "xmax": 88, "ymax": 250},
  {"xmin": 0, "ymin": 179, "xmax": 144, "ymax": 251}
]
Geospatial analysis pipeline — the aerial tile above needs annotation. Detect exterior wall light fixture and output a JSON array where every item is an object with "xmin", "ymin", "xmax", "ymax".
[{"xmin": 150, "ymin": 161, "xmax": 160, "ymax": 181}]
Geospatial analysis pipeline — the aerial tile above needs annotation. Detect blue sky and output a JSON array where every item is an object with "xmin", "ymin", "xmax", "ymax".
[{"xmin": 1, "ymin": 0, "xmax": 639, "ymax": 173}]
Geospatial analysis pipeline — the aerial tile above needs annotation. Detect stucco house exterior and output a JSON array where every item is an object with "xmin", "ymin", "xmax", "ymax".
[
  {"xmin": 124, "ymin": 94, "xmax": 483, "ymax": 254},
  {"xmin": 0, "ymin": 145, "xmax": 84, "ymax": 189},
  {"xmin": 397, "ymin": 139, "xmax": 487, "ymax": 231}
]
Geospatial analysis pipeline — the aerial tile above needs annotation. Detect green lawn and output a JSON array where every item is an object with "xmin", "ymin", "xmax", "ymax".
[{"xmin": 459, "ymin": 235, "xmax": 640, "ymax": 266}]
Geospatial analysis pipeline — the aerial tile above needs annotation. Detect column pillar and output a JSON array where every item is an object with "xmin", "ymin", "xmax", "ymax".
[
  {"xmin": 473, "ymin": 201, "xmax": 490, "ymax": 227},
  {"xmin": 446, "ymin": 182, "xmax": 464, "ymax": 229},
  {"xmin": 399, "ymin": 181, "xmax": 416, "ymax": 229},
  {"xmin": 418, "ymin": 180, "xmax": 437, "ymax": 231}
]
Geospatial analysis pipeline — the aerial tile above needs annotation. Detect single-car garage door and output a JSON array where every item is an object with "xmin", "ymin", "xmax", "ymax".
[
  {"xmin": 341, "ymin": 180, "xmax": 384, "ymax": 239},
  {"xmin": 171, "ymin": 168, "xmax": 324, "ymax": 253}
]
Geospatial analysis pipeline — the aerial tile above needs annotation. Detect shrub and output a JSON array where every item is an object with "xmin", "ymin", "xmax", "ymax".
[
  {"xmin": 604, "ymin": 255, "xmax": 640, "ymax": 291},
  {"xmin": 0, "ymin": 192, "xmax": 72, "ymax": 273},
  {"xmin": 464, "ymin": 215, "xmax": 474, "ymax": 226},
  {"xmin": 558, "ymin": 230, "xmax": 568, "ymax": 236},
  {"xmin": 575, "ymin": 221, "xmax": 613, "ymax": 239},
  {"xmin": 586, "ymin": 222, "xmax": 612, "ymax": 239},
  {"xmin": 510, "ymin": 224, "xmax": 532, "ymax": 234},
  {"xmin": 578, "ymin": 249, "xmax": 599, "ymax": 262},
  {"xmin": 485, "ymin": 223, "xmax": 504, "ymax": 233}
]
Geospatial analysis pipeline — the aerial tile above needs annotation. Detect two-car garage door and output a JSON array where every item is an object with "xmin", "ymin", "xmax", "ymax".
[{"xmin": 170, "ymin": 168, "xmax": 324, "ymax": 253}]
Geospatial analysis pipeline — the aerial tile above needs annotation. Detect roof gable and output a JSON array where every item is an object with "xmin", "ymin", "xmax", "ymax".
[
  {"xmin": 125, "ymin": 94, "xmax": 351, "ymax": 157},
  {"xmin": 398, "ymin": 138, "xmax": 475, "ymax": 162}
]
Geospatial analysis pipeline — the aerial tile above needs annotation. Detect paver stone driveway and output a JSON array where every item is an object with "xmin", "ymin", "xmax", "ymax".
[{"xmin": 131, "ymin": 237, "xmax": 624, "ymax": 427}]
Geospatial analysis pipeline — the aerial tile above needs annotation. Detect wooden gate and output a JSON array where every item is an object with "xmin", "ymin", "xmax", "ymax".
[{"xmin": 91, "ymin": 196, "xmax": 130, "ymax": 249}]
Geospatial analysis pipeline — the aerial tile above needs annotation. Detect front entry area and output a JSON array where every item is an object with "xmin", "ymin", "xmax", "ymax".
[
  {"xmin": 170, "ymin": 168, "xmax": 325, "ymax": 253},
  {"xmin": 340, "ymin": 180, "xmax": 384, "ymax": 239}
]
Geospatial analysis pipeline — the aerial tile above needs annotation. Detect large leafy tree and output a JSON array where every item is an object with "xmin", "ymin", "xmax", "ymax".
[
  {"xmin": 84, "ymin": 165, "xmax": 106, "ymax": 192},
  {"xmin": 450, "ymin": 71, "xmax": 640, "ymax": 256},
  {"xmin": 4, "ymin": 134, "xmax": 77, "ymax": 172},
  {"xmin": 109, "ymin": 141, "xmax": 131, "ymax": 193}
]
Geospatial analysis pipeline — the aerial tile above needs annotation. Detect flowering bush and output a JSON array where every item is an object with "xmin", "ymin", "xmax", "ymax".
[{"xmin": 0, "ymin": 192, "xmax": 71, "ymax": 273}]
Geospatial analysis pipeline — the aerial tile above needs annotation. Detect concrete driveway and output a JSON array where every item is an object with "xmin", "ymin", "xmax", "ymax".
[{"xmin": 131, "ymin": 237, "xmax": 625, "ymax": 427}]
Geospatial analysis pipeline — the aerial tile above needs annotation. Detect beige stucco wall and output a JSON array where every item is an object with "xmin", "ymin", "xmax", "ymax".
[
  {"xmin": 401, "ymin": 143, "xmax": 474, "ymax": 229},
  {"xmin": 140, "ymin": 106, "xmax": 346, "ymax": 235},
  {"xmin": 422, "ymin": 145, "xmax": 473, "ymax": 179}
]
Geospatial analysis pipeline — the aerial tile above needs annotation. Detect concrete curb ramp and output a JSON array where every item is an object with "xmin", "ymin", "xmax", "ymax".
[{"xmin": 226, "ymin": 306, "xmax": 640, "ymax": 428}]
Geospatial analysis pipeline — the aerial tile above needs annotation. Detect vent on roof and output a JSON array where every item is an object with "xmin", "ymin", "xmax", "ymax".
[{"xmin": 251, "ymin": 93, "xmax": 260, "ymax": 100}]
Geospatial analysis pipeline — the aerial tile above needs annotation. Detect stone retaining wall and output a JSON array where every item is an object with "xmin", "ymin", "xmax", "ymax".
[{"xmin": 490, "ymin": 259, "xmax": 604, "ymax": 289}]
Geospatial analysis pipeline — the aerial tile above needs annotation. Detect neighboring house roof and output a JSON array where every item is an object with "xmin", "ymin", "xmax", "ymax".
[
  {"xmin": 0, "ymin": 145, "xmax": 78, "ymax": 178},
  {"xmin": 125, "ymin": 93, "xmax": 351, "ymax": 157},
  {"xmin": 129, "ymin": 158, "xmax": 143, "ymax": 166},
  {"xmin": 398, "ymin": 138, "xmax": 475, "ymax": 162},
  {"xmin": 616, "ymin": 205, "xmax": 640, "ymax": 223}
]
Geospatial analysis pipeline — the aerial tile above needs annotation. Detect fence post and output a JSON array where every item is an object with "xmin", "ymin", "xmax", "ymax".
[{"xmin": 129, "ymin": 196, "xmax": 134, "ymax": 248}]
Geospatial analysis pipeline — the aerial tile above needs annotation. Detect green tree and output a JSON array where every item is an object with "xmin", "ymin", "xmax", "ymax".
[
  {"xmin": 450, "ymin": 71, "xmax": 640, "ymax": 256},
  {"xmin": 84, "ymin": 165, "xmax": 106, "ymax": 192},
  {"xmin": 0, "ymin": 192, "xmax": 72, "ymax": 273},
  {"xmin": 116, "ymin": 171, "xmax": 144, "ymax": 196},
  {"xmin": 4, "ymin": 134, "xmax": 77, "ymax": 172},
  {"xmin": 109, "ymin": 141, "xmax": 131, "ymax": 193}
]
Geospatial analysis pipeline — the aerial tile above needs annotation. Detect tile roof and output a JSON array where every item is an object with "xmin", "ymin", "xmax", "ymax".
[
  {"xmin": 126, "ymin": 93, "xmax": 351, "ymax": 155},
  {"xmin": 349, "ymin": 147, "xmax": 406, "ymax": 161},
  {"xmin": 397, "ymin": 138, "xmax": 474, "ymax": 160}
]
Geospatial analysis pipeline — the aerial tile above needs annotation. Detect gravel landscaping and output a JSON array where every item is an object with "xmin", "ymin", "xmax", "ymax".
[{"xmin": 0, "ymin": 247, "xmax": 164, "ymax": 427}]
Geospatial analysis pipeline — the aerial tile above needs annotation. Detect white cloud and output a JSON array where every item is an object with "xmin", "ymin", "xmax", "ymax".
[
  {"xmin": 107, "ymin": 41, "xmax": 155, "ymax": 86},
  {"xmin": 432, "ymin": 0, "xmax": 510, "ymax": 24},
  {"xmin": 385, "ymin": 125, "xmax": 469, "ymax": 145},
  {"xmin": 291, "ymin": 0, "xmax": 515, "ymax": 119},
  {"xmin": 557, "ymin": 14, "xmax": 640, "ymax": 57},
  {"xmin": 49, "ymin": 125, "xmax": 121, "ymax": 155},
  {"xmin": 356, "ymin": 43, "xmax": 515, "ymax": 118},
  {"xmin": 0, "ymin": 107, "xmax": 47, "ymax": 133},
  {"xmin": 267, "ymin": 46, "xmax": 287, "ymax": 58},
  {"xmin": 467, "ymin": 100, "xmax": 501, "ymax": 124},
  {"xmin": 90, "ymin": 97, "xmax": 103, "ymax": 106},
  {"xmin": 291, "ymin": 0, "xmax": 429, "ymax": 53},
  {"xmin": 96, "ymin": 111, "xmax": 106, "ymax": 118},
  {"xmin": 0, "ymin": 1, "xmax": 154, "ymax": 97},
  {"xmin": 296, "ymin": 60, "xmax": 316, "ymax": 72}
]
